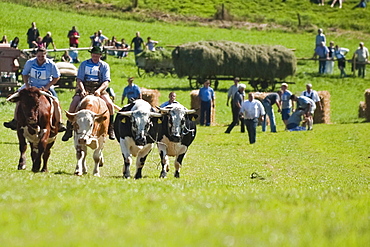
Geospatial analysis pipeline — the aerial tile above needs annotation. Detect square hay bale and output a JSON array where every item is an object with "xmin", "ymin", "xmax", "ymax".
[
  {"xmin": 141, "ymin": 88, "xmax": 160, "ymax": 107},
  {"xmin": 359, "ymin": 101, "xmax": 366, "ymax": 118},
  {"xmin": 313, "ymin": 91, "xmax": 331, "ymax": 124},
  {"xmin": 190, "ymin": 90, "xmax": 216, "ymax": 125},
  {"xmin": 364, "ymin": 89, "xmax": 370, "ymax": 121}
]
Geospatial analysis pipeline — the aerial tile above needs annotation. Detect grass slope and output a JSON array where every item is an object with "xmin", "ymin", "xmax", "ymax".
[{"xmin": 0, "ymin": 2, "xmax": 369, "ymax": 246}]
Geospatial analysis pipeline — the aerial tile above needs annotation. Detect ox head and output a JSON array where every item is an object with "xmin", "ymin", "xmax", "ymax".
[
  {"xmin": 118, "ymin": 110, "xmax": 161, "ymax": 146},
  {"xmin": 66, "ymin": 109, "xmax": 107, "ymax": 149},
  {"xmin": 8, "ymin": 87, "xmax": 54, "ymax": 125},
  {"xmin": 159, "ymin": 106, "xmax": 197, "ymax": 143}
]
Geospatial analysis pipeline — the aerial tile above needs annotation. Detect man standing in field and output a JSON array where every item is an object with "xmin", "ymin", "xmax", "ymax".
[
  {"xmin": 353, "ymin": 42, "xmax": 369, "ymax": 78},
  {"xmin": 198, "ymin": 80, "xmax": 215, "ymax": 126},
  {"xmin": 301, "ymin": 83, "xmax": 322, "ymax": 113},
  {"xmin": 280, "ymin": 83, "xmax": 293, "ymax": 129},
  {"xmin": 226, "ymin": 77, "xmax": 240, "ymax": 124},
  {"xmin": 67, "ymin": 26, "xmax": 80, "ymax": 48},
  {"xmin": 121, "ymin": 77, "xmax": 142, "ymax": 105},
  {"xmin": 261, "ymin": 91, "xmax": 281, "ymax": 133},
  {"xmin": 314, "ymin": 41, "xmax": 329, "ymax": 74},
  {"xmin": 240, "ymin": 92, "xmax": 265, "ymax": 144},
  {"xmin": 26, "ymin": 22, "xmax": 40, "ymax": 48},
  {"xmin": 225, "ymin": 83, "xmax": 246, "ymax": 133}
]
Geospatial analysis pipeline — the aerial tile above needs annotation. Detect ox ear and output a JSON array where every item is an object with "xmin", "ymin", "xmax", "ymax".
[
  {"xmin": 187, "ymin": 114, "xmax": 198, "ymax": 121},
  {"xmin": 65, "ymin": 111, "xmax": 77, "ymax": 122},
  {"xmin": 94, "ymin": 111, "xmax": 108, "ymax": 123}
]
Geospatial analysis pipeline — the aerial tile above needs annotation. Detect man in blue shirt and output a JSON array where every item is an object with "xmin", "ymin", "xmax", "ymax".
[
  {"xmin": 62, "ymin": 46, "xmax": 115, "ymax": 141},
  {"xmin": 160, "ymin": 92, "xmax": 179, "ymax": 108},
  {"xmin": 198, "ymin": 80, "xmax": 215, "ymax": 126},
  {"xmin": 121, "ymin": 77, "xmax": 142, "ymax": 104},
  {"xmin": 314, "ymin": 41, "xmax": 329, "ymax": 74}
]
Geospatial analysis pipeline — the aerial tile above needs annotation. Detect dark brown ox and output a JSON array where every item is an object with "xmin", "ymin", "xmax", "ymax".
[
  {"xmin": 7, "ymin": 87, "xmax": 59, "ymax": 172},
  {"xmin": 65, "ymin": 95, "xmax": 109, "ymax": 176}
]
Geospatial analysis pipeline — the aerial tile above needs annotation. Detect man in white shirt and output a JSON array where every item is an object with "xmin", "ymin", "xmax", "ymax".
[
  {"xmin": 226, "ymin": 77, "xmax": 240, "ymax": 123},
  {"xmin": 301, "ymin": 83, "xmax": 322, "ymax": 112},
  {"xmin": 353, "ymin": 42, "xmax": 369, "ymax": 78},
  {"xmin": 240, "ymin": 92, "xmax": 265, "ymax": 144}
]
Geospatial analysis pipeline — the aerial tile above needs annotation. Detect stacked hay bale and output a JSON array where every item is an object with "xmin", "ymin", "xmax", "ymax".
[
  {"xmin": 358, "ymin": 89, "xmax": 370, "ymax": 120},
  {"xmin": 141, "ymin": 88, "xmax": 160, "ymax": 107},
  {"xmin": 313, "ymin": 91, "xmax": 331, "ymax": 124},
  {"xmin": 172, "ymin": 41, "xmax": 296, "ymax": 80},
  {"xmin": 56, "ymin": 62, "xmax": 77, "ymax": 76},
  {"xmin": 190, "ymin": 90, "xmax": 215, "ymax": 125},
  {"xmin": 136, "ymin": 49, "xmax": 173, "ymax": 70}
]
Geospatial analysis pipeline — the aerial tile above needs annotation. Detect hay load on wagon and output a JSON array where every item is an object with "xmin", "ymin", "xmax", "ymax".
[
  {"xmin": 172, "ymin": 41, "xmax": 296, "ymax": 91},
  {"xmin": 136, "ymin": 49, "xmax": 175, "ymax": 77}
]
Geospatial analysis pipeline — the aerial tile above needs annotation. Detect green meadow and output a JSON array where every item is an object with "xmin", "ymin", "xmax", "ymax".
[{"xmin": 0, "ymin": 2, "xmax": 369, "ymax": 246}]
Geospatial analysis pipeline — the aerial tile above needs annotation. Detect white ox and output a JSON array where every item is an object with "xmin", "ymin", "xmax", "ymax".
[{"xmin": 65, "ymin": 95, "xmax": 109, "ymax": 176}]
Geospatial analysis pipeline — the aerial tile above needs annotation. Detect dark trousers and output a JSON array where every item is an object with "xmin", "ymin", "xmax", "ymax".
[
  {"xmin": 357, "ymin": 63, "xmax": 366, "ymax": 78},
  {"xmin": 244, "ymin": 118, "xmax": 258, "ymax": 144},
  {"xmin": 200, "ymin": 100, "xmax": 211, "ymax": 126},
  {"xmin": 319, "ymin": 59, "xmax": 326, "ymax": 74},
  {"xmin": 225, "ymin": 106, "xmax": 245, "ymax": 133}
]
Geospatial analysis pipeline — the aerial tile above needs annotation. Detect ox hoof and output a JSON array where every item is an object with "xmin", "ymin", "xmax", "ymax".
[
  {"xmin": 159, "ymin": 171, "xmax": 167, "ymax": 178},
  {"xmin": 41, "ymin": 169, "xmax": 48, "ymax": 173},
  {"xmin": 93, "ymin": 173, "xmax": 101, "ymax": 177},
  {"xmin": 74, "ymin": 172, "xmax": 83, "ymax": 176},
  {"xmin": 174, "ymin": 171, "xmax": 180, "ymax": 178},
  {"xmin": 17, "ymin": 165, "xmax": 26, "ymax": 170}
]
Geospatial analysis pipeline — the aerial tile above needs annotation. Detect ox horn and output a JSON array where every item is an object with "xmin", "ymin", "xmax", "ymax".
[
  {"xmin": 185, "ymin": 109, "xmax": 197, "ymax": 114},
  {"xmin": 150, "ymin": 112, "xmax": 162, "ymax": 118},
  {"xmin": 158, "ymin": 107, "xmax": 171, "ymax": 113},
  {"xmin": 117, "ymin": 111, "xmax": 133, "ymax": 117},
  {"xmin": 39, "ymin": 91, "xmax": 58, "ymax": 101},
  {"xmin": 6, "ymin": 92, "xmax": 20, "ymax": 102}
]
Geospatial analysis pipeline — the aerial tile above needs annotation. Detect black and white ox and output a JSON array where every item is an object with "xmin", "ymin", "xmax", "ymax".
[
  {"xmin": 157, "ymin": 104, "xmax": 197, "ymax": 178},
  {"xmin": 114, "ymin": 99, "xmax": 161, "ymax": 179}
]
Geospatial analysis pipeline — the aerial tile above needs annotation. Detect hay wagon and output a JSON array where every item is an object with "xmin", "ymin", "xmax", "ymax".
[
  {"xmin": 172, "ymin": 41, "xmax": 297, "ymax": 91},
  {"xmin": 136, "ymin": 49, "xmax": 176, "ymax": 77}
]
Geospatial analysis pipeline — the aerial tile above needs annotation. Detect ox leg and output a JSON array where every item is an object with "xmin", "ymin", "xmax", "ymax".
[
  {"xmin": 135, "ymin": 144, "xmax": 153, "ymax": 179},
  {"xmin": 30, "ymin": 142, "xmax": 42, "ymax": 173},
  {"xmin": 159, "ymin": 150, "xmax": 169, "ymax": 178},
  {"xmin": 122, "ymin": 154, "xmax": 132, "ymax": 179},
  {"xmin": 41, "ymin": 142, "xmax": 54, "ymax": 172},
  {"xmin": 93, "ymin": 148, "xmax": 103, "ymax": 177},
  {"xmin": 17, "ymin": 131, "xmax": 27, "ymax": 170},
  {"xmin": 75, "ymin": 145, "xmax": 87, "ymax": 176},
  {"xmin": 174, "ymin": 154, "xmax": 185, "ymax": 178}
]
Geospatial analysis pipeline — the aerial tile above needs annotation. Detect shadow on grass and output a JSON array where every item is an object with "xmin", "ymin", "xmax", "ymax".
[
  {"xmin": 54, "ymin": 170, "xmax": 75, "ymax": 176},
  {"xmin": 0, "ymin": 141, "xmax": 19, "ymax": 145}
]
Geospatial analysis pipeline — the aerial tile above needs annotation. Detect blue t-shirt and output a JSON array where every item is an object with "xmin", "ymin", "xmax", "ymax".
[
  {"xmin": 198, "ymin": 86, "xmax": 214, "ymax": 102},
  {"xmin": 122, "ymin": 84, "xmax": 141, "ymax": 100},
  {"xmin": 22, "ymin": 57, "xmax": 60, "ymax": 88},
  {"xmin": 77, "ymin": 59, "xmax": 110, "ymax": 83},
  {"xmin": 281, "ymin": 90, "xmax": 292, "ymax": 109}
]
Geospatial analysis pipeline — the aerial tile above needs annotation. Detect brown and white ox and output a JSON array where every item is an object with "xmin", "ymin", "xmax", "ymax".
[
  {"xmin": 65, "ymin": 95, "xmax": 109, "ymax": 176},
  {"xmin": 7, "ymin": 87, "xmax": 59, "ymax": 172}
]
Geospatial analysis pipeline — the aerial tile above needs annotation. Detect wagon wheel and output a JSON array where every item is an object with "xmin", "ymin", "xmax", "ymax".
[
  {"xmin": 137, "ymin": 67, "xmax": 146, "ymax": 78},
  {"xmin": 250, "ymin": 79, "xmax": 274, "ymax": 92},
  {"xmin": 189, "ymin": 77, "xmax": 203, "ymax": 89}
]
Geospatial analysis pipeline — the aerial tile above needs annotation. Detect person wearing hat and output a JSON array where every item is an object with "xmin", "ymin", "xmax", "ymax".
[
  {"xmin": 301, "ymin": 83, "xmax": 322, "ymax": 112},
  {"xmin": 261, "ymin": 91, "xmax": 281, "ymax": 133},
  {"xmin": 226, "ymin": 77, "xmax": 240, "ymax": 124},
  {"xmin": 225, "ymin": 83, "xmax": 246, "ymax": 133},
  {"xmin": 280, "ymin": 83, "xmax": 293, "ymax": 128},
  {"xmin": 353, "ymin": 42, "xmax": 369, "ymax": 78},
  {"xmin": 62, "ymin": 46, "xmax": 116, "ymax": 141},
  {"xmin": 121, "ymin": 77, "xmax": 142, "ymax": 104}
]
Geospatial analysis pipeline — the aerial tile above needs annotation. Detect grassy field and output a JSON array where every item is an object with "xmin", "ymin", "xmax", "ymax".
[{"xmin": 0, "ymin": 2, "xmax": 370, "ymax": 246}]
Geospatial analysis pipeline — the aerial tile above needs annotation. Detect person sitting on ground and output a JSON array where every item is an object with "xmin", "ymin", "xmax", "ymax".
[
  {"xmin": 4, "ymin": 47, "xmax": 65, "ymax": 132},
  {"xmin": 121, "ymin": 77, "xmax": 142, "ymax": 105},
  {"xmin": 10, "ymin": 37, "xmax": 19, "ymax": 49},
  {"xmin": 69, "ymin": 43, "xmax": 80, "ymax": 63},
  {"xmin": 32, "ymin": 36, "xmax": 44, "ymax": 49},
  {"xmin": 286, "ymin": 110, "xmax": 307, "ymax": 131},
  {"xmin": 160, "ymin": 92, "xmax": 179, "ymax": 108},
  {"xmin": 0, "ymin": 35, "xmax": 8, "ymax": 44},
  {"xmin": 115, "ymin": 38, "xmax": 130, "ymax": 59},
  {"xmin": 61, "ymin": 50, "xmax": 72, "ymax": 63},
  {"xmin": 62, "ymin": 46, "xmax": 115, "ymax": 141}
]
